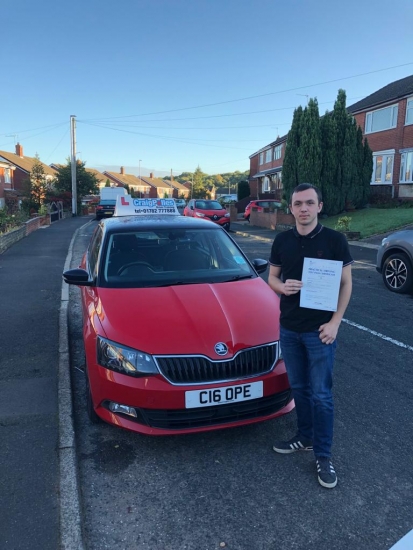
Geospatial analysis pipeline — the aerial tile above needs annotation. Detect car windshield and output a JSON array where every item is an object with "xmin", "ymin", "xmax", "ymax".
[
  {"xmin": 195, "ymin": 200, "xmax": 223, "ymax": 210},
  {"xmin": 99, "ymin": 228, "xmax": 256, "ymax": 288},
  {"xmin": 99, "ymin": 200, "xmax": 116, "ymax": 205}
]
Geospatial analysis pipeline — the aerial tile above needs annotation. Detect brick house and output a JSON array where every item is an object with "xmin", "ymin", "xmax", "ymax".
[
  {"xmin": 104, "ymin": 168, "xmax": 174, "ymax": 198},
  {"xmin": 347, "ymin": 75, "xmax": 413, "ymax": 200},
  {"xmin": 0, "ymin": 143, "xmax": 56, "ymax": 195},
  {"xmin": 164, "ymin": 178, "xmax": 190, "ymax": 199},
  {"xmin": 248, "ymin": 135, "xmax": 287, "ymax": 200},
  {"xmin": 0, "ymin": 158, "xmax": 16, "ymax": 209}
]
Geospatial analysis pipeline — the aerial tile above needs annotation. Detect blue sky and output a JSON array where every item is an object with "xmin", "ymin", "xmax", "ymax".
[{"xmin": 1, "ymin": 0, "xmax": 413, "ymax": 177}]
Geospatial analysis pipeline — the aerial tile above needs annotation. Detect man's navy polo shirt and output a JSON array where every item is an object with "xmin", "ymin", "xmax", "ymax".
[{"xmin": 269, "ymin": 223, "xmax": 353, "ymax": 333}]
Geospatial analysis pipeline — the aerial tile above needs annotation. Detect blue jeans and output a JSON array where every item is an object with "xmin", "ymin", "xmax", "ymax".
[{"xmin": 280, "ymin": 326, "xmax": 337, "ymax": 458}]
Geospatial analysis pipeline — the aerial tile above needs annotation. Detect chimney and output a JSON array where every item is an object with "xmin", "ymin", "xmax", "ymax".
[
  {"xmin": 150, "ymin": 172, "xmax": 154, "ymax": 179},
  {"xmin": 120, "ymin": 166, "xmax": 125, "ymax": 175},
  {"xmin": 15, "ymin": 143, "xmax": 23, "ymax": 157}
]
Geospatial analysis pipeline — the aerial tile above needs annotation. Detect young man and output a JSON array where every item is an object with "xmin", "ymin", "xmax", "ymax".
[{"xmin": 268, "ymin": 183, "xmax": 353, "ymax": 489}]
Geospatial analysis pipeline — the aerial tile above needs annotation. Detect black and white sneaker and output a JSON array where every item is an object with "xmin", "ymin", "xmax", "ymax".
[
  {"xmin": 272, "ymin": 435, "xmax": 313, "ymax": 454},
  {"xmin": 316, "ymin": 457, "xmax": 337, "ymax": 488}
]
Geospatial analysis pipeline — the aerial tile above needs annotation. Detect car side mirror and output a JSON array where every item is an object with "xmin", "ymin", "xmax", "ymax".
[
  {"xmin": 252, "ymin": 259, "xmax": 268, "ymax": 274},
  {"xmin": 190, "ymin": 205, "xmax": 194, "ymax": 210},
  {"xmin": 63, "ymin": 268, "xmax": 93, "ymax": 286}
]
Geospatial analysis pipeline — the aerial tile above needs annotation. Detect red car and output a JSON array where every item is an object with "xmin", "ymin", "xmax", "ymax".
[
  {"xmin": 244, "ymin": 200, "xmax": 282, "ymax": 222},
  {"xmin": 63, "ymin": 214, "xmax": 293, "ymax": 435},
  {"xmin": 184, "ymin": 199, "xmax": 230, "ymax": 230}
]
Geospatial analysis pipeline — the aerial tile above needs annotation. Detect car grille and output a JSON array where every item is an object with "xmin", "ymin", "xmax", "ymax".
[
  {"xmin": 155, "ymin": 343, "xmax": 279, "ymax": 385},
  {"xmin": 206, "ymin": 214, "xmax": 224, "ymax": 221},
  {"xmin": 120, "ymin": 390, "xmax": 292, "ymax": 430}
]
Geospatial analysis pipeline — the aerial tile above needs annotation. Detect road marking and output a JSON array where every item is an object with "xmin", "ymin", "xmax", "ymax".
[
  {"xmin": 354, "ymin": 260, "xmax": 376, "ymax": 267},
  {"xmin": 343, "ymin": 319, "xmax": 413, "ymax": 352}
]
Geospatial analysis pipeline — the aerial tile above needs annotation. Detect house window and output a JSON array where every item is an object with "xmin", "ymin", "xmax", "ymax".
[
  {"xmin": 265, "ymin": 149, "xmax": 272, "ymax": 163},
  {"xmin": 4, "ymin": 168, "xmax": 11, "ymax": 183},
  {"xmin": 365, "ymin": 104, "xmax": 398, "ymax": 134},
  {"xmin": 262, "ymin": 177, "xmax": 270, "ymax": 192},
  {"xmin": 259, "ymin": 152, "xmax": 264, "ymax": 165},
  {"xmin": 274, "ymin": 144, "xmax": 283, "ymax": 160},
  {"xmin": 400, "ymin": 150, "xmax": 413, "ymax": 183},
  {"xmin": 371, "ymin": 151, "xmax": 394, "ymax": 184},
  {"xmin": 406, "ymin": 98, "xmax": 413, "ymax": 125}
]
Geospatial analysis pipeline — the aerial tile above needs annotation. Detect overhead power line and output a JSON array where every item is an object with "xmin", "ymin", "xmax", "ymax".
[{"xmin": 80, "ymin": 62, "xmax": 413, "ymax": 121}]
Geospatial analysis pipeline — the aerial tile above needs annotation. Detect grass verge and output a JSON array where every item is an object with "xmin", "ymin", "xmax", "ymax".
[{"xmin": 320, "ymin": 208, "xmax": 413, "ymax": 238}]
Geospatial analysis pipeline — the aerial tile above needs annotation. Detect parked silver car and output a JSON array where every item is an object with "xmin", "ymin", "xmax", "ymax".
[{"xmin": 376, "ymin": 229, "xmax": 413, "ymax": 293}]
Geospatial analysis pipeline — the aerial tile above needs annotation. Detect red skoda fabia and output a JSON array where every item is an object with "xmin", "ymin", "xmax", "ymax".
[{"xmin": 63, "ymin": 215, "xmax": 293, "ymax": 435}]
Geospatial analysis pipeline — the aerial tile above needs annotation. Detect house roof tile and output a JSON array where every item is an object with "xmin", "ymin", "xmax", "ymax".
[
  {"xmin": 347, "ymin": 74, "xmax": 413, "ymax": 113},
  {"xmin": 0, "ymin": 150, "xmax": 56, "ymax": 177}
]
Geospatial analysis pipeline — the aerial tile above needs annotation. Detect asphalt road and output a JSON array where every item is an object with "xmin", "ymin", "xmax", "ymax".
[{"xmin": 68, "ymin": 224, "xmax": 413, "ymax": 550}]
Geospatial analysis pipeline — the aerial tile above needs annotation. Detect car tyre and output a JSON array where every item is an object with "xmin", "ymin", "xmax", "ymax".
[
  {"xmin": 245, "ymin": 215, "xmax": 250, "ymax": 223},
  {"xmin": 382, "ymin": 252, "xmax": 413, "ymax": 294},
  {"xmin": 86, "ymin": 375, "xmax": 102, "ymax": 424}
]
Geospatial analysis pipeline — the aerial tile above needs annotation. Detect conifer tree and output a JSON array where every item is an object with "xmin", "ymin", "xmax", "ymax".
[
  {"xmin": 281, "ymin": 106, "xmax": 303, "ymax": 201},
  {"xmin": 297, "ymin": 98, "xmax": 322, "ymax": 187},
  {"xmin": 320, "ymin": 112, "xmax": 340, "ymax": 215},
  {"xmin": 341, "ymin": 117, "xmax": 358, "ymax": 208}
]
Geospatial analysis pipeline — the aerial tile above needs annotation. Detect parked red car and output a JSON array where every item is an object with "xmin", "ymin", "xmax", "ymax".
[
  {"xmin": 184, "ymin": 199, "xmax": 230, "ymax": 230},
  {"xmin": 63, "ymin": 213, "xmax": 293, "ymax": 436},
  {"xmin": 244, "ymin": 200, "xmax": 282, "ymax": 222}
]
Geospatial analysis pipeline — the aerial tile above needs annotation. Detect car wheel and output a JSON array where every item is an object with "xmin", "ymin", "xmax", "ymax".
[
  {"xmin": 382, "ymin": 253, "xmax": 413, "ymax": 293},
  {"xmin": 86, "ymin": 375, "xmax": 102, "ymax": 424},
  {"xmin": 246, "ymin": 215, "xmax": 250, "ymax": 223}
]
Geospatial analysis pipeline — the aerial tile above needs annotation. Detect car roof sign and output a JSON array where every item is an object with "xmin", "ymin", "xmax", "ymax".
[{"xmin": 114, "ymin": 194, "xmax": 180, "ymax": 216}]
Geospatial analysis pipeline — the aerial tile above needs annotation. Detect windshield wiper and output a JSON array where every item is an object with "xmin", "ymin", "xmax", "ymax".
[
  {"xmin": 154, "ymin": 280, "xmax": 203, "ymax": 287},
  {"xmin": 221, "ymin": 274, "xmax": 254, "ymax": 282}
]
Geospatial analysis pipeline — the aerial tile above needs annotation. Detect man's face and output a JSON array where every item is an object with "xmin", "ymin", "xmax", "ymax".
[{"xmin": 290, "ymin": 188, "xmax": 322, "ymax": 228}]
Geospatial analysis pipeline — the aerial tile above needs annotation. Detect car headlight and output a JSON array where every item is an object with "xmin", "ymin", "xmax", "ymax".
[
  {"xmin": 381, "ymin": 237, "xmax": 388, "ymax": 246},
  {"xmin": 225, "ymin": 213, "xmax": 230, "ymax": 218},
  {"xmin": 195, "ymin": 212, "xmax": 205, "ymax": 217},
  {"xmin": 97, "ymin": 336, "xmax": 158, "ymax": 377}
]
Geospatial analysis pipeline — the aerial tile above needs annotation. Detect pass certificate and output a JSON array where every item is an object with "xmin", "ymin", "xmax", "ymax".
[{"xmin": 300, "ymin": 258, "xmax": 343, "ymax": 312}]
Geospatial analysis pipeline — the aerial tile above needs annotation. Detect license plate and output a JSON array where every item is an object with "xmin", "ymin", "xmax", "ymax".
[{"xmin": 185, "ymin": 381, "xmax": 263, "ymax": 409}]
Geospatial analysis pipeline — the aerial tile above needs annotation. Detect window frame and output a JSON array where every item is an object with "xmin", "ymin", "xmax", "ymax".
[
  {"xmin": 273, "ymin": 144, "xmax": 283, "ymax": 160},
  {"xmin": 4, "ymin": 168, "xmax": 11, "ymax": 184},
  {"xmin": 365, "ymin": 104, "xmax": 398, "ymax": 134},
  {"xmin": 265, "ymin": 149, "xmax": 272, "ymax": 163},
  {"xmin": 405, "ymin": 97, "xmax": 413, "ymax": 126},
  {"xmin": 259, "ymin": 152, "xmax": 264, "ymax": 165},
  {"xmin": 371, "ymin": 150, "xmax": 395, "ymax": 185},
  {"xmin": 400, "ymin": 149, "xmax": 413, "ymax": 184}
]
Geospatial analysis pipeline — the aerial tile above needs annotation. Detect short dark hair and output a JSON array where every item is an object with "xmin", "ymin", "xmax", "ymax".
[{"xmin": 289, "ymin": 183, "xmax": 322, "ymax": 205}]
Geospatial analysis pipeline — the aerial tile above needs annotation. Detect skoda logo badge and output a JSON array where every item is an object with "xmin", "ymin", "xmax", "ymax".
[{"xmin": 215, "ymin": 342, "xmax": 228, "ymax": 356}]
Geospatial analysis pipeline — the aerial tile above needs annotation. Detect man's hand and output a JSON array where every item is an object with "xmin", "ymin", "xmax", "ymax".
[
  {"xmin": 318, "ymin": 321, "xmax": 340, "ymax": 345},
  {"xmin": 283, "ymin": 279, "xmax": 303, "ymax": 296}
]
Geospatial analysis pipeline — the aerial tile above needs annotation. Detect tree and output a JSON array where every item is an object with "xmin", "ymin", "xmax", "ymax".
[
  {"xmin": 29, "ymin": 154, "xmax": 50, "ymax": 209},
  {"xmin": 362, "ymin": 138, "xmax": 373, "ymax": 206},
  {"xmin": 53, "ymin": 159, "xmax": 99, "ymax": 211},
  {"xmin": 192, "ymin": 165, "xmax": 206, "ymax": 198},
  {"xmin": 105, "ymin": 179, "xmax": 111, "ymax": 187},
  {"xmin": 281, "ymin": 106, "xmax": 303, "ymax": 202},
  {"xmin": 320, "ymin": 111, "xmax": 340, "ymax": 215},
  {"xmin": 237, "ymin": 180, "xmax": 250, "ymax": 200},
  {"xmin": 297, "ymin": 98, "xmax": 322, "ymax": 187},
  {"xmin": 341, "ymin": 117, "xmax": 358, "ymax": 208}
]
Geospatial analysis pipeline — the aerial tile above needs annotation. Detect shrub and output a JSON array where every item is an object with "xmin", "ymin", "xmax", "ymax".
[{"xmin": 335, "ymin": 216, "xmax": 352, "ymax": 232}]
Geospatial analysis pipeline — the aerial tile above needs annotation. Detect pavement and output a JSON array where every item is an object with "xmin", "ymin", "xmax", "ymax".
[
  {"xmin": 230, "ymin": 219, "xmax": 383, "ymax": 249},
  {"xmin": 0, "ymin": 213, "xmax": 406, "ymax": 550}
]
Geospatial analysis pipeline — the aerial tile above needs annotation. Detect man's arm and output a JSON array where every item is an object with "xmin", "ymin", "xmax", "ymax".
[
  {"xmin": 318, "ymin": 264, "xmax": 352, "ymax": 344},
  {"xmin": 268, "ymin": 265, "xmax": 303, "ymax": 296}
]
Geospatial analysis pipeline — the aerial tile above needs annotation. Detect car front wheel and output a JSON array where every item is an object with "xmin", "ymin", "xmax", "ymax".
[{"xmin": 382, "ymin": 253, "xmax": 413, "ymax": 293}]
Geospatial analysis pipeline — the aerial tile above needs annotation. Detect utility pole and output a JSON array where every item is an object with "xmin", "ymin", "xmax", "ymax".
[
  {"xmin": 70, "ymin": 115, "xmax": 77, "ymax": 216},
  {"xmin": 170, "ymin": 169, "xmax": 174, "ymax": 198}
]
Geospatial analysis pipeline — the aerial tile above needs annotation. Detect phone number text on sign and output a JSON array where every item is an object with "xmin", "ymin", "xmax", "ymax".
[{"xmin": 134, "ymin": 208, "xmax": 176, "ymax": 214}]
